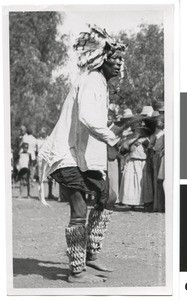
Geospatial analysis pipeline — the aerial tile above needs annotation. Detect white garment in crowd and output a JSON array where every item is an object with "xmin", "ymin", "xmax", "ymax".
[
  {"xmin": 37, "ymin": 137, "xmax": 48, "ymax": 179},
  {"xmin": 22, "ymin": 134, "xmax": 37, "ymax": 161},
  {"xmin": 17, "ymin": 153, "xmax": 30, "ymax": 171}
]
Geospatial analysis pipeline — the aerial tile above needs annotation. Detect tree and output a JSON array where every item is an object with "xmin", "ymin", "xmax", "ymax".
[
  {"xmin": 9, "ymin": 11, "xmax": 69, "ymax": 146},
  {"xmin": 109, "ymin": 24, "xmax": 164, "ymax": 115}
]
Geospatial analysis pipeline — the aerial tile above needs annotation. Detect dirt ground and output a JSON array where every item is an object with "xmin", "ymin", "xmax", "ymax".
[{"xmin": 12, "ymin": 181, "xmax": 165, "ymax": 291}]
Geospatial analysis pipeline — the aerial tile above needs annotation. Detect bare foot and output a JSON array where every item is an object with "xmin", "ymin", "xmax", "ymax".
[
  {"xmin": 86, "ymin": 260, "xmax": 113, "ymax": 272},
  {"xmin": 67, "ymin": 272, "xmax": 107, "ymax": 283},
  {"xmin": 38, "ymin": 184, "xmax": 50, "ymax": 207}
]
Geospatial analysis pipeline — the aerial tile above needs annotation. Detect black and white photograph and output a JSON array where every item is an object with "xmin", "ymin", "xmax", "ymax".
[{"xmin": 2, "ymin": 3, "xmax": 174, "ymax": 297}]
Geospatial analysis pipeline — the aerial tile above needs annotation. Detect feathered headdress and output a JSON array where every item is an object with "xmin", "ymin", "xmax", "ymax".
[{"xmin": 73, "ymin": 24, "xmax": 127, "ymax": 70}]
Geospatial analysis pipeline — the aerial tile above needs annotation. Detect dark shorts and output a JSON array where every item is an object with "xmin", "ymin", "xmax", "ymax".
[
  {"xmin": 50, "ymin": 167, "xmax": 109, "ymax": 208},
  {"xmin": 18, "ymin": 168, "xmax": 30, "ymax": 180}
]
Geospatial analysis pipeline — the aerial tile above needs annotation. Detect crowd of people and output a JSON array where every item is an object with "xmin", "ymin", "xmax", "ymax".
[
  {"xmin": 12, "ymin": 103, "xmax": 165, "ymax": 213},
  {"xmin": 107, "ymin": 104, "xmax": 165, "ymax": 213},
  {"xmin": 12, "ymin": 125, "xmax": 60, "ymax": 200}
]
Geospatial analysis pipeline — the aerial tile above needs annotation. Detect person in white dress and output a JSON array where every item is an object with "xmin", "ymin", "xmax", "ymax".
[{"xmin": 119, "ymin": 108, "xmax": 154, "ymax": 210}]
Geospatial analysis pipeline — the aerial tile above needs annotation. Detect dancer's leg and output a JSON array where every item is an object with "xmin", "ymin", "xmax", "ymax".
[
  {"xmin": 64, "ymin": 187, "xmax": 106, "ymax": 283},
  {"xmin": 83, "ymin": 171, "xmax": 114, "ymax": 272}
]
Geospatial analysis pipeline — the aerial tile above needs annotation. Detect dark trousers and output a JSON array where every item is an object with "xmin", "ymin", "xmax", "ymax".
[{"xmin": 50, "ymin": 167, "xmax": 113, "ymax": 224}]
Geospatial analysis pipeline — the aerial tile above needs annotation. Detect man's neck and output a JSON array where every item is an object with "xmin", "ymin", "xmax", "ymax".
[{"xmin": 98, "ymin": 68, "xmax": 111, "ymax": 82}]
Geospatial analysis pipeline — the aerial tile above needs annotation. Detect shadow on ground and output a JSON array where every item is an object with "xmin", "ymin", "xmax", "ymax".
[{"xmin": 13, "ymin": 257, "xmax": 69, "ymax": 281}]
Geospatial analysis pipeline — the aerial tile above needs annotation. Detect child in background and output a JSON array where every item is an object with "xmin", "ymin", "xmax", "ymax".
[
  {"xmin": 17, "ymin": 142, "xmax": 31, "ymax": 197},
  {"xmin": 21, "ymin": 127, "xmax": 37, "ymax": 184}
]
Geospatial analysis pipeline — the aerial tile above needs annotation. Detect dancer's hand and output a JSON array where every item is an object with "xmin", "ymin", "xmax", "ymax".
[{"xmin": 117, "ymin": 132, "xmax": 141, "ymax": 155}]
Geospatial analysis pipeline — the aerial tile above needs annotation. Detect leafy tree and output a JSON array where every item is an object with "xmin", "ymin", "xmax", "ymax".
[
  {"xmin": 109, "ymin": 24, "xmax": 164, "ymax": 115},
  {"xmin": 9, "ymin": 11, "xmax": 69, "ymax": 147}
]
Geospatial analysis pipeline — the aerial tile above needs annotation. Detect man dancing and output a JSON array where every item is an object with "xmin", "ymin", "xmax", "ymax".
[{"xmin": 39, "ymin": 24, "xmax": 129, "ymax": 283}]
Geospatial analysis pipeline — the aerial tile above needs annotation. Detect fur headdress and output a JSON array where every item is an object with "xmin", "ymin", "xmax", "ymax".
[{"xmin": 73, "ymin": 24, "xmax": 127, "ymax": 70}]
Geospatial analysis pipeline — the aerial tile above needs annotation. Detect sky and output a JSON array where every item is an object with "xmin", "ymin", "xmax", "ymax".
[{"xmin": 55, "ymin": 7, "xmax": 164, "ymax": 83}]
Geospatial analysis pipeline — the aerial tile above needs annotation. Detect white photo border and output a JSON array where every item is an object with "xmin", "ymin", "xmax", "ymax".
[{"xmin": 2, "ymin": 2, "xmax": 178, "ymax": 297}]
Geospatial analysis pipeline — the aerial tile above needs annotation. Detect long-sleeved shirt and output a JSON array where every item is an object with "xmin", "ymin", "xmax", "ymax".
[{"xmin": 39, "ymin": 70, "xmax": 119, "ymax": 180}]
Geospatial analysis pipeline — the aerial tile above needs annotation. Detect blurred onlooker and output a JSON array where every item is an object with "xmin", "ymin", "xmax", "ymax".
[
  {"xmin": 13, "ymin": 125, "xmax": 28, "ymax": 181},
  {"xmin": 121, "ymin": 109, "xmax": 134, "ymax": 137},
  {"xmin": 108, "ymin": 103, "xmax": 119, "ymax": 117},
  {"xmin": 118, "ymin": 108, "xmax": 135, "ymax": 187},
  {"xmin": 37, "ymin": 127, "xmax": 48, "ymax": 180},
  {"xmin": 118, "ymin": 117, "xmax": 153, "ymax": 209},
  {"xmin": 118, "ymin": 107, "xmax": 155, "ymax": 210},
  {"xmin": 17, "ymin": 142, "xmax": 31, "ymax": 198},
  {"xmin": 17, "ymin": 143, "xmax": 31, "ymax": 179},
  {"xmin": 16, "ymin": 125, "xmax": 27, "ymax": 151},
  {"xmin": 158, "ymin": 102, "xmax": 164, "ymax": 116},
  {"xmin": 158, "ymin": 153, "xmax": 165, "ymax": 194},
  {"xmin": 37, "ymin": 127, "xmax": 56, "ymax": 200},
  {"xmin": 140, "ymin": 105, "xmax": 154, "ymax": 117},
  {"xmin": 149, "ymin": 113, "xmax": 165, "ymax": 212},
  {"xmin": 21, "ymin": 126, "xmax": 37, "ymax": 183},
  {"xmin": 22, "ymin": 126, "xmax": 37, "ymax": 161},
  {"xmin": 107, "ymin": 109, "xmax": 120, "ymax": 204}
]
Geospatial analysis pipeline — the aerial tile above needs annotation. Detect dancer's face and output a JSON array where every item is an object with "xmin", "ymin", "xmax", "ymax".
[{"xmin": 101, "ymin": 51, "xmax": 123, "ymax": 81}]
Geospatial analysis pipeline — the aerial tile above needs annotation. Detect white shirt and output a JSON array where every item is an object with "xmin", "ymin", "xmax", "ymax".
[
  {"xmin": 22, "ymin": 134, "xmax": 37, "ymax": 160},
  {"xmin": 17, "ymin": 152, "xmax": 30, "ymax": 171},
  {"xmin": 39, "ymin": 70, "xmax": 120, "ymax": 180}
]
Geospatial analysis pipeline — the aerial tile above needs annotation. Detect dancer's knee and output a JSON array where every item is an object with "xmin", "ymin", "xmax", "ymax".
[{"xmin": 68, "ymin": 190, "xmax": 87, "ymax": 225}]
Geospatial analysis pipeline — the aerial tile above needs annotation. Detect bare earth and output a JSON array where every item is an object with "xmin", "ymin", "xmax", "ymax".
[{"xmin": 12, "ymin": 182, "xmax": 165, "ymax": 291}]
